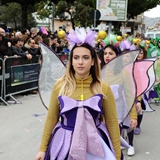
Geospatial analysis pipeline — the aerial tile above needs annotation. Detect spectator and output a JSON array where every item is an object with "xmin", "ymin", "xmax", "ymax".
[
  {"xmin": 8, "ymin": 32, "xmax": 15, "ymax": 40},
  {"xmin": 22, "ymin": 34, "xmax": 29, "ymax": 44},
  {"xmin": 34, "ymin": 35, "xmax": 43, "ymax": 47},
  {"xmin": 43, "ymin": 37, "xmax": 52, "ymax": 47},
  {"xmin": 30, "ymin": 27, "xmax": 38, "ymax": 39},
  {"xmin": 0, "ymin": 27, "xmax": 12, "ymax": 59},
  {"xmin": 27, "ymin": 39, "xmax": 41, "ymax": 56},
  {"xmin": 51, "ymin": 35, "xmax": 63, "ymax": 53},
  {"xmin": 21, "ymin": 28, "xmax": 30, "ymax": 37},
  {"xmin": 15, "ymin": 31, "xmax": 23, "ymax": 39},
  {"xmin": 12, "ymin": 38, "xmax": 32, "ymax": 60}
]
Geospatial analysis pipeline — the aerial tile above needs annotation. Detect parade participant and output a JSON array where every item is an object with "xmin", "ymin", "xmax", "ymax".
[
  {"xmin": 147, "ymin": 37, "xmax": 160, "ymax": 102},
  {"xmin": 119, "ymin": 40, "xmax": 139, "ymax": 156},
  {"xmin": 134, "ymin": 47, "xmax": 147, "ymax": 135},
  {"xmin": 99, "ymin": 43, "xmax": 138, "ymax": 157},
  {"xmin": 35, "ymin": 28, "xmax": 121, "ymax": 160}
]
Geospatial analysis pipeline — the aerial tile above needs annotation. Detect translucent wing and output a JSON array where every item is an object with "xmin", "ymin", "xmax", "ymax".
[
  {"xmin": 142, "ymin": 93, "xmax": 155, "ymax": 112},
  {"xmin": 134, "ymin": 58, "xmax": 157, "ymax": 96},
  {"xmin": 151, "ymin": 50, "xmax": 159, "ymax": 57},
  {"xmin": 39, "ymin": 43, "xmax": 66, "ymax": 109},
  {"xmin": 102, "ymin": 50, "xmax": 139, "ymax": 125},
  {"xmin": 134, "ymin": 58, "xmax": 157, "ymax": 112}
]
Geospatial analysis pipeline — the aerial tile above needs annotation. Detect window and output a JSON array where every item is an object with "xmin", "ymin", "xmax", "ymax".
[
  {"xmin": 147, "ymin": 34, "xmax": 154, "ymax": 38},
  {"xmin": 156, "ymin": 34, "xmax": 160, "ymax": 38}
]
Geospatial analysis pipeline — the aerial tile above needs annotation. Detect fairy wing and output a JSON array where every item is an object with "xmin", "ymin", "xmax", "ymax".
[
  {"xmin": 38, "ymin": 43, "xmax": 66, "ymax": 109},
  {"xmin": 134, "ymin": 58, "xmax": 157, "ymax": 96},
  {"xmin": 151, "ymin": 50, "xmax": 159, "ymax": 57},
  {"xmin": 102, "ymin": 50, "xmax": 139, "ymax": 124}
]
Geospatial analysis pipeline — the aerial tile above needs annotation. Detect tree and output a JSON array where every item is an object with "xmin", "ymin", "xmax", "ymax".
[
  {"xmin": 0, "ymin": 0, "xmax": 41, "ymax": 28},
  {"xmin": 127, "ymin": 0, "xmax": 160, "ymax": 19},
  {"xmin": 0, "ymin": 2, "xmax": 36, "ymax": 30},
  {"xmin": 34, "ymin": 0, "xmax": 160, "ymax": 30},
  {"xmin": 0, "ymin": 3, "xmax": 21, "ymax": 29},
  {"xmin": 34, "ymin": 1, "xmax": 53, "ymax": 20},
  {"xmin": 36, "ymin": 0, "xmax": 95, "ymax": 29}
]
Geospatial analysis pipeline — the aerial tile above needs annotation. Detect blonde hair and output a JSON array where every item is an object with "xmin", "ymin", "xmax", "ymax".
[{"xmin": 55, "ymin": 44, "xmax": 104, "ymax": 97}]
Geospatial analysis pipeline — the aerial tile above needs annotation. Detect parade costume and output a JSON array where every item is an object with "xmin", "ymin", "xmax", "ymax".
[
  {"xmin": 146, "ymin": 37, "xmax": 160, "ymax": 102},
  {"xmin": 38, "ymin": 28, "xmax": 128, "ymax": 160},
  {"xmin": 100, "ymin": 36, "xmax": 157, "ymax": 156},
  {"xmin": 38, "ymin": 29, "xmax": 157, "ymax": 160},
  {"xmin": 40, "ymin": 76, "xmax": 123, "ymax": 160}
]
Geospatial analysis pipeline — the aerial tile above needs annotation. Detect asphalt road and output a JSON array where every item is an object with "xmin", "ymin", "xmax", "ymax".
[{"xmin": 0, "ymin": 94, "xmax": 160, "ymax": 160}]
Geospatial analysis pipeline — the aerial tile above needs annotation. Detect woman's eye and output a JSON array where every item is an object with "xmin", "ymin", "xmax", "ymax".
[
  {"xmin": 73, "ymin": 56, "xmax": 79, "ymax": 59},
  {"xmin": 84, "ymin": 56, "xmax": 89, "ymax": 59}
]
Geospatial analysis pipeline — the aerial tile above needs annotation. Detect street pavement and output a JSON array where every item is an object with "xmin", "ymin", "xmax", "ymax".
[{"xmin": 0, "ymin": 94, "xmax": 160, "ymax": 160}]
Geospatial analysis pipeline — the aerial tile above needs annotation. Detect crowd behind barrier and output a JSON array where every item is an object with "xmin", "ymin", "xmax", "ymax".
[{"xmin": 0, "ymin": 55, "xmax": 41, "ymax": 105}]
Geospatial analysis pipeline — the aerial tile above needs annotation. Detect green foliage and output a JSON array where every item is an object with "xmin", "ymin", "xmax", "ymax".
[
  {"xmin": 0, "ymin": 0, "xmax": 42, "ymax": 6},
  {"xmin": 35, "ymin": 0, "xmax": 53, "ymax": 20},
  {"xmin": 0, "ymin": 2, "xmax": 36, "ymax": 29},
  {"xmin": 2, "ymin": 0, "xmax": 160, "ymax": 29},
  {"xmin": 0, "ymin": 0, "xmax": 42, "ymax": 28},
  {"xmin": 0, "ymin": 3, "xmax": 21, "ymax": 28},
  {"xmin": 127, "ymin": 0, "xmax": 160, "ymax": 18},
  {"xmin": 55, "ymin": 0, "xmax": 94, "ymax": 28}
]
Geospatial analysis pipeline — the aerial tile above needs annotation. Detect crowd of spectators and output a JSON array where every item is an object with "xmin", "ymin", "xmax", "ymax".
[
  {"xmin": 0, "ymin": 27, "xmax": 69, "ymax": 96},
  {"xmin": 0, "ymin": 27, "xmax": 69, "ymax": 63}
]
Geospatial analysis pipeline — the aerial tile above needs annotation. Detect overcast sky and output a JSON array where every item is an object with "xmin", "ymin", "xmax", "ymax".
[{"xmin": 144, "ymin": 5, "xmax": 160, "ymax": 18}]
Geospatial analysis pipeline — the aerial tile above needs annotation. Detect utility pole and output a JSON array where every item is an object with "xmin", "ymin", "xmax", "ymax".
[{"xmin": 51, "ymin": 2, "xmax": 55, "ymax": 32}]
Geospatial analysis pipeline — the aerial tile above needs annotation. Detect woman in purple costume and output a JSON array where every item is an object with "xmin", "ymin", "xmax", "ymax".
[{"xmin": 35, "ymin": 29, "xmax": 122, "ymax": 160}]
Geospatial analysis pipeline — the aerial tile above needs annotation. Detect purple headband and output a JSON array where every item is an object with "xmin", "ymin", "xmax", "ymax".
[
  {"xmin": 67, "ymin": 28, "xmax": 97, "ymax": 50},
  {"xmin": 120, "ymin": 39, "xmax": 136, "ymax": 51}
]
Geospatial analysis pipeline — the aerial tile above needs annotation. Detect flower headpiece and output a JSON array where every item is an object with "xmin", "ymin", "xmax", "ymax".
[
  {"xmin": 103, "ymin": 34, "xmax": 119, "ymax": 47},
  {"xmin": 102, "ymin": 34, "xmax": 121, "ymax": 55},
  {"xmin": 119, "ymin": 39, "xmax": 136, "ymax": 52},
  {"xmin": 67, "ymin": 28, "xmax": 97, "ymax": 50}
]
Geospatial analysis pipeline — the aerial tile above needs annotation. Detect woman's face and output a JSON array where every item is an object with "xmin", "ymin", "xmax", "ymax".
[
  {"xmin": 101, "ymin": 0, "xmax": 110, "ymax": 6},
  {"xmin": 122, "ymin": 54, "xmax": 132, "ymax": 66},
  {"xmin": 106, "ymin": 0, "xmax": 110, "ymax": 6},
  {"xmin": 137, "ymin": 49, "xmax": 144, "ymax": 61},
  {"xmin": 72, "ymin": 47, "xmax": 94, "ymax": 78},
  {"xmin": 103, "ymin": 47, "xmax": 117, "ymax": 63}
]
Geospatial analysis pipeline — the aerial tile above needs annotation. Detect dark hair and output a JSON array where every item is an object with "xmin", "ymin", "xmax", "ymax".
[
  {"xmin": 51, "ymin": 35, "xmax": 58, "ymax": 40},
  {"xmin": 137, "ymin": 47, "xmax": 147, "ymax": 60},
  {"xmin": 12, "ymin": 37, "xmax": 24, "ymax": 45},
  {"xmin": 99, "ymin": 44, "xmax": 121, "ymax": 68},
  {"xmin": 21, "ymin": 28, "xmax": 28, "ymax": 34},
  {"xmin": 43, "ymin": 37, "xmax": 51, "ymax": 46}
]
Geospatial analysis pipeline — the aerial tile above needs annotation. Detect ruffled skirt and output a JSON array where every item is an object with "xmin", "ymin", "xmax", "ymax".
[{"xmin": 44, "ymin": 122, "xmax": 128, "ymax": 160}]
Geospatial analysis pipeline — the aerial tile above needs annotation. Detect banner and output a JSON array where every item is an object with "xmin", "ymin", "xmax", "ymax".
[
  {"xmin": 11, "ymin": 63, "xmax": 40, "ymax": 86},
  {"xmin": 96, "ymin": 0, "xmax": 128, "ymax": 21}
]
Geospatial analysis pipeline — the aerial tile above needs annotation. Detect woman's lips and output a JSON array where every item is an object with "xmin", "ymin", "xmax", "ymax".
[
  {"xmin": 78, "ymin": 67, "xmax": 84, "ymax": 70},
  {"xmin": 106, "ymin": 59, "xmax": 110, "ymax": 62}
]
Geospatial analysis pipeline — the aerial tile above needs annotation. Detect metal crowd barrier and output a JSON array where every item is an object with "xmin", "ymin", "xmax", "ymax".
[
  {"xmin": 0, "ymin": 58, "xmax": 8, "ymax": 105},
  {"xmin": 2, "ymin": 56, "xmax": 40, "ymax": 105}
]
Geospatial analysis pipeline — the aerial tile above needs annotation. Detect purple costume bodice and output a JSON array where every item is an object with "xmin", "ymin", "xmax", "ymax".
[
  {"xmin": 44, "ymin": 94, "xmax": 120, "ymax": 160},
  {"xmin": 58, "ymin": 94, "xmax": 104, "ymax": 131}
]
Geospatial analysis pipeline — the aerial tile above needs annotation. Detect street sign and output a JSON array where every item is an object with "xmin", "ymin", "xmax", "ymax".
[
  {"xmin": 90, "ymin": 9, "xmax": 101, "ymax": 30},
  {"xmin": 96, "ymin": 0, "xmax": 128, "ymax": 21},
  {"xmin": 90, "ymin": 9, "xmax": 101, "ymax": 20}
]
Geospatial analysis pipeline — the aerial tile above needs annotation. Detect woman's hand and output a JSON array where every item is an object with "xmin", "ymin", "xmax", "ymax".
[
  {"xmin": 136, "ymin": 102, "xmax": 142, "ymax": 114},
  {"xmin": 130, "ymin": 119, "xmax": 137, "ymax": 130},
  {"xmin": 35, "ymin": 151, "xmax": 45, "ymax": 160}
]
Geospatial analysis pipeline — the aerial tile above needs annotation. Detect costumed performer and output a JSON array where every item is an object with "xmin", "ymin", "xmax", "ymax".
[{"xmin": 35, "ymin": 28, "xmax": 121, "ymax": 160}]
